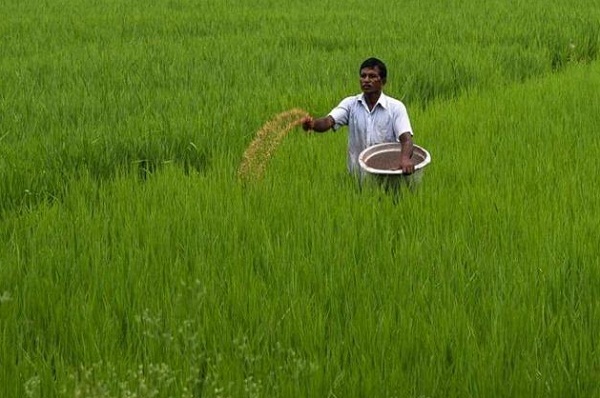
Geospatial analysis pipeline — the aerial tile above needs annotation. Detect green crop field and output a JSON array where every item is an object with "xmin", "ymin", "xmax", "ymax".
[{"xmin": 1, "ymin": 0, "xmax": 600, "ymax": 397}]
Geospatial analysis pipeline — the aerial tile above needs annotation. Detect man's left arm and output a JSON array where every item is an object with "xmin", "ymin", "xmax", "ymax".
[
  {"xmin": 398, "ymin": 132, "xmax": 415, "ymax": 174},
  {"xmin": 392, "ymin": 100, "xmax": 414, "ymax": 174}
]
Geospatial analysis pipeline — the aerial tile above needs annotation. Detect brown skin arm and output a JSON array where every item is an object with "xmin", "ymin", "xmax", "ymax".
[
  {"xmin": 397, "ymin": 132, "xmax": 415, "ymax": 174},
  {"xmin": 301, "ymin": 115, "xmax": 335, "ymax": 133}
]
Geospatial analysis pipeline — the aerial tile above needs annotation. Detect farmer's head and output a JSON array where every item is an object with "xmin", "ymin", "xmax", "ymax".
[{"xmin": 359, "ymin": 57, "xmax": 387, "ymax": 93}]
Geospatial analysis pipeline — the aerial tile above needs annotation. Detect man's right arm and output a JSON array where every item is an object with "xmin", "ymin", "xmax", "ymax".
[{"xmin": 301, "ymin": 115, "xmax": 335, "ymax": 132}]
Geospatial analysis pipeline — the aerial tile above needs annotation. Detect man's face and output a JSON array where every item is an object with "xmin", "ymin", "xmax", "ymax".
[{"xmin": 359, "ymin": 66, "xmax": 385, "ymax": 94}]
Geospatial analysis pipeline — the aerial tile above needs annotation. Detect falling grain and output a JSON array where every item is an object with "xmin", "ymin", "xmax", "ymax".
[{"xmin": 238, "ymin": 108, "xmax": 308, "ymax": 182}]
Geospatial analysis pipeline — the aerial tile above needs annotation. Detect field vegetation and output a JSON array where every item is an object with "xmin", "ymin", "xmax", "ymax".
[{"xmin": 1, "ymin": 0, "xmax": 600, "ymax": 397}]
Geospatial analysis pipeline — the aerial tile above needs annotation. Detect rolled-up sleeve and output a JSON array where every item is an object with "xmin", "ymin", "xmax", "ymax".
[
  {"xmin": 393, "ymin": 102, "xmax": 413, "ymax": 140},
  {"xmin": 328, "ymin": 97, "xmax": 354, "ymax": 131}
]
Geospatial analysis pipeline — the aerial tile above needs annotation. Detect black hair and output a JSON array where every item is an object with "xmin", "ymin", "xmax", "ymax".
[{"xmin": 359, "ymin": 57, "xmax": 387, "ymax": 80}]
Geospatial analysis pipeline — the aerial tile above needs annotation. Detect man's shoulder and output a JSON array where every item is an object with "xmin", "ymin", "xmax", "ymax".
[
  {"xmin": 381, "ymin": 92, "xmax": 405, "ymax": 105},
  {"xmin": 340, "ymin": 94, "xmax": 363, "ymax": 104},
  {"xmin": 381, "ymin": 93, "xmax": 408, "ymax": 112},
  {"xmin": 331, "ymin": 94, "xmax": 363, "ymax": 111}
]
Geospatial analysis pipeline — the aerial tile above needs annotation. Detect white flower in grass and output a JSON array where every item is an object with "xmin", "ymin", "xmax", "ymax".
[
  {"xmin": 0, "ymin": 291, "xmax": 12, "ymax": 304},
  {"xmin": 24, "ymin": 376, "xmax": 40, "ymax": 398}
]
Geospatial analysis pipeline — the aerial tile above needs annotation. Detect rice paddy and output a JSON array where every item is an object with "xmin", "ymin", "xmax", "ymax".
[{"xmin": 1, "ymin": 0, "xmax": 600, "ymax": 397}]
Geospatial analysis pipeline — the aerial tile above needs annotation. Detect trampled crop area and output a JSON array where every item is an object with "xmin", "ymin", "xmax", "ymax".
[{"xmin": 1, "ymin": 0, "xmax": 600, "ymax": 396}]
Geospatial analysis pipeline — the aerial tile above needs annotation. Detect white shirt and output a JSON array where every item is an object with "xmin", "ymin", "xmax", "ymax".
[{"xmin": 328, "ymin": 92, "xmax": 413, "ymax": 173}]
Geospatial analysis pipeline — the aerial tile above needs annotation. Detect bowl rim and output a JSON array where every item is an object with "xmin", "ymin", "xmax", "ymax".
[{"xmin": 358, "ymin": 143, "xmax": 432, "ymax": 175}]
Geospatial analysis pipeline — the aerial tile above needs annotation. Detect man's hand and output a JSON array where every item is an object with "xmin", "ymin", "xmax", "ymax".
[
  {"xmin": 398, "ymin": 156, "xmax": 415, "ymax": 174},
  {"xmin": 301, "ymin": 115, "xmax": 334, "ymax": 133},
  {"xmin": 301, "ymin": 116, "xmax": 314, "ymax": 131}
]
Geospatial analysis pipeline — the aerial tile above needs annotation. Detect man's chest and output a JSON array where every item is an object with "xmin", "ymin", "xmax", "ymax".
[{"xmin": 349, "ymin": 106, "xmax": 395, "ymax": 143}]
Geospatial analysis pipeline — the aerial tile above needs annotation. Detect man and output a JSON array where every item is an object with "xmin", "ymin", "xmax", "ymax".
[{"xmin": 301, "ymin": 57, "xmax": 415, "ymax": 175}]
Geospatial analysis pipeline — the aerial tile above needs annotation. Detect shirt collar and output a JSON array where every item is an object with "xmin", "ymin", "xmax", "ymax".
[{"xmin": 358, "ymin": 92, "xmax": 389, "ymax": 110}]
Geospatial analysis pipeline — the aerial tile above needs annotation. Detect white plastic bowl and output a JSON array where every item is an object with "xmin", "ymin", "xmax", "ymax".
[{"xmin": 359, "ymin": 142, "xmax": 431, "ymax": 175}]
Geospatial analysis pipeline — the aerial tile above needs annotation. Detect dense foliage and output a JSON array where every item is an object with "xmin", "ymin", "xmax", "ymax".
[{"xmin": 1, "ymin": 0, "xmax": 599, "ymax": 396}]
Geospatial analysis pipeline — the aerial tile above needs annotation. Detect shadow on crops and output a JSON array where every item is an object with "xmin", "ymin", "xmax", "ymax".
[
  {"xmin": 549, "ymin": 34, "xmax": 599, "ymax": 71},
  {"xmin": 401, "ymin": 24, "xmax": 598, "ymax": 109},
  {"xmin": 0, "ymin": 139, "xmax": 211, "ymax": 216}
]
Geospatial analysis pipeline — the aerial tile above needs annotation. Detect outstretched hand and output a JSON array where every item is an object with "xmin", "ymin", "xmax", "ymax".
[{"xmin": 301, "ymin": 116, "xmax": 314, "ymax": 131}]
